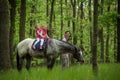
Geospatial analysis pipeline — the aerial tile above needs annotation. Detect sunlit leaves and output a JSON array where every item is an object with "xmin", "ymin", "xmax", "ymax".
[{"xmin": 98, "ymin": 11, "xmax": 117, "ymax": 27}]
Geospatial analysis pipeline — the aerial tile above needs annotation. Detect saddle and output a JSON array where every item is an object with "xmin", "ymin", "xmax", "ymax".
[{"xmin": 32, "ymin": 39, "xmax": 49, "ymax": 51}]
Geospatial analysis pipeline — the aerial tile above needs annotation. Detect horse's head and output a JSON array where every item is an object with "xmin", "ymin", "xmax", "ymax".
[{"xmin": 73, "ymin": 47, "xmax": 84, "ymax": 64}]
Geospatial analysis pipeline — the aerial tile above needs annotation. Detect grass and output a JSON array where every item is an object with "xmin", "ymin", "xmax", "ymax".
[{"xmin": 0, "ymin": 64, "xmax": 120, "ymax": 80}]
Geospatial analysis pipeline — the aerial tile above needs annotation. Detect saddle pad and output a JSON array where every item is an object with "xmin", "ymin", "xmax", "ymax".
[
  {"xmin": 32, "ymin": 39, "xmax": 49, "ymax": 51},
  {"xmin": 32, "ymin": 40, "xmax": 41, "ymax": 50}
]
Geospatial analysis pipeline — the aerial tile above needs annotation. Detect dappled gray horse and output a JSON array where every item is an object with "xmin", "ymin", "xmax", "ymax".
[{"xmin": 16, "ymin": 38, "xmax": 84, "ymax": 71}]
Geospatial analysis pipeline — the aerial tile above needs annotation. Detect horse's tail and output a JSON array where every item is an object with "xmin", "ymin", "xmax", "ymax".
[
  {"xmin": 16, "ymin": 50, "xmax": 19, "ymax": 70},
  {"xmin": 16, "ymin": 49, "xmax": 22, "ymax": 71}
]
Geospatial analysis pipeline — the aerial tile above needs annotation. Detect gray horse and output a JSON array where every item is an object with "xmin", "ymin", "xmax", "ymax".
[{"xmin": 16, "ymin": 38, "xmax": 84, "ymax": 71}]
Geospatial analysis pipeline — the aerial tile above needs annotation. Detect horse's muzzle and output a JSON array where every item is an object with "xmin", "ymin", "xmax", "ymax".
[
  {"xmin": 76, "ymin": 59, "xmax": 84, "ymax": 64},
  {"xmin": 80, "ymin": 60, "xmax": 84, "ymax": 64}
]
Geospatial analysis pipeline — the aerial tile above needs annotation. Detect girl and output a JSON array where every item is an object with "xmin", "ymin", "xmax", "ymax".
[
  {"xmin": 33, "ymin": 24, "xmax": 41, "ymax": 49},
  {"xmin": 39, "ymin": 25, "xmax": 49, "ymax": 49}
]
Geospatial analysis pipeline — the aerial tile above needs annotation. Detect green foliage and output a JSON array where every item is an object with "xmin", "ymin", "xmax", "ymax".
[
  {"xmin": 98, "ymin": 11, "xmax": 117, "ymax": 27},
  {"xmin": 13, "ymin": 0, "xmax": 118, "ymax": 63}
]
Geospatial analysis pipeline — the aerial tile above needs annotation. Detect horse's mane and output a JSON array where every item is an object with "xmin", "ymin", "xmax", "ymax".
[
  {"xmin": 53, "ymin": 39, "xmax": 77, "ymax": 53},
  {"xmin": 53, "ymin": 39, "xmax": 74, "ymax": 46},
  {"xmin": 61, "ymin": 40, "xmax": 82, "ymax": 51},
  {"xmin": 61, "ymin": 40, "xmax": 76, "ymax": 48}
]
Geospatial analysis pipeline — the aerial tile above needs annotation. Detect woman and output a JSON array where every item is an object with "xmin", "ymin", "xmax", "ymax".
[{"xmin": 61, "ymin": 31, "xmax": 71, "ymax": 69}]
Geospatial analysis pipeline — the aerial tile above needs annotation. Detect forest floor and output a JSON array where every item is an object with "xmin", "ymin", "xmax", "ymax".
[{"xmin": 0, "ymin": 63, "xmax": 120, "ymax": 80}]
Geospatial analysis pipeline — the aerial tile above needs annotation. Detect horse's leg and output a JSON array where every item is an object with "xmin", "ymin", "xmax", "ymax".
[
  {"xmin": 60, "ymin": 54, "xmax": 70, "ymax": 69},
  {"xmin": 46, "ymin": 56, "xmax": 55, "ymax": 69},
  {"xmin": 26, "ymin": 54, "xmax": 31, "ymax": 70},
  {"xmin": 16, "ymin": 52, "xmax": 24, "ymax": 71}
]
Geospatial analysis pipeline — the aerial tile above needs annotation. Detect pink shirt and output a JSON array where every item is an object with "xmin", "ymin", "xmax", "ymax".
[
  {"xmin": 36, "ymin": 28, "xmax": 41, "ymax": 38},
  {"xmin": 36, "ymin": 27, "xmax": 49, "ymax": 39},
  {"xmin": 40, "ymin": 29, "xmax": 48, "ymax": 39}
]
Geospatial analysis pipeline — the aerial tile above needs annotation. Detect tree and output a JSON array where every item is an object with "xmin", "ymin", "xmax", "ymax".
[
  {"xmin": 71, "ymin": 0, "xmax": 77, "ymax": 45},
  {"xmin": 60, "ymin": 0, "xmax": 63, "ymax": 39},
  {"xmin": 105, "ymin": 5, "xmax": 110, "ymax": 63},
  {"xmin": 29, "ymin": 0, "xmax": 36, "ymax": 37},
  {"xmin": 117, "ymin": 0, "xmax": 120, "ymax": 62},
  {"xmin": 49, "ymin": 0, "xmax": 55, "ymax": 37},
  {"xmin": 113, "ymin": 1, "xmax": 117, "ymax": 62},
  {"xmin": 65, "ymin": 0, "xmax": 71, "ymax": 28},
  {"xmin": 99, "ymin": 0, "xmax": 104, "ymax": 62},
  {"xmin": 46, "ymin": 0, "xmax": 49, "ymax": 24},
  {"xmin": 92, "ymin": 0, "xmax": 98, "ymax": 73},
  {"xmin": 79, "ymin": 1, "xmax": 84, "ymax": 47},
  {"xmin": 88, "ymin": 0, "xmax": 92, "ymax": 59},
  {"xmin": 0, "ymin": 0, "xmax": 11, "ymax": 70},
  {"xmin": 9, "ymin": 0, "xmax": 16, "ymax": 68},
  {"xmin": 19, "ymin": 0, "xmax": 26, "ymax": 41},
  {"xmin": 79, "ymin": 0, "xmax": 84, "ymax": 50}
]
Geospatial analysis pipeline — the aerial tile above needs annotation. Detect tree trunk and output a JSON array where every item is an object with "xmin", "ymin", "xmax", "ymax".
[
  {"xmin": 92, "ymin": 0, "xmax": 98, "ymax": 74},
  {"xmin": 60, "ymin": 0, "xmax": 63, "ymax": 39},
  {"xmin": 114, "ymin": 1, "xmax": 117, "ymax": 62},
  {"xmin": 88, "ymin": 0, "xmax": 92, "ymax": 61},
  {"xmin": 0, "ymin": 0, "xmax": 11, "ymax": 70},
  {"xmin": 53, "ymin": 12, "xmax": 56, "ymax": 34},
  {"xmin": 99, "ymin": 28, "xmax": 104, "ymax": 62},
  {"xmin": 80, "ymin": 1, "xmax": 84, "ymax": 47},
  {"xmin": 67, "ymin": 11, "xmax": 70, "ymax": 28},
  {"xmin": 105, "ymin": 6, "xmax": 110, "ymax": 63},
  {"xmin": 29, "ymin": 20, "xmax": 33, "ymax": 37},
  {"xmin": 19, "ymin": 0, "xmax": 26, "ymax": 41},
  {"xmin": 49, "ymin": 0, "xmax": 55, "ymax": 37},
  {"xmin": 114, "ymin": 27, "xmax": 117, "ymax": 62},
  {"xmin": 29, "ymin": 1, "xmax": 36, "ymax": 37},
  {"xmin": 9, "ymin": 0, "xmax": 16, "ymax": 68},
  {"xmin": 65, "ymin": 0, "xmax": 70, "ymax": 28},
  {"xmin": 99, "ymin": 0, "xmax": 104, "ymax": 62},
  {"xmin": 46, "ymin": 0, "xmax": 49, "ymax": 23},
  {"xmin": 117, "ymin": 0, "xmax": 120, "ymax": 62},
  {"xmin": 71, "ymin": 0, "xmax": 77, "ymax": 45}
]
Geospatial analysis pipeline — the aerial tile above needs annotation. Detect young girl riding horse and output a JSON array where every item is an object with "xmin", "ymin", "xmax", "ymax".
[
  {"xmin": 33, "ymin": 24, "xmax": 41, "ymax": 49},
  {"xmin": 33, "ymin": 24, "xmax": 49, "ymax": 49},
  {"xmin": 39, "ymin": 25, "xmax": 49, "ymax": 49}
]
